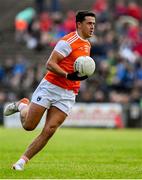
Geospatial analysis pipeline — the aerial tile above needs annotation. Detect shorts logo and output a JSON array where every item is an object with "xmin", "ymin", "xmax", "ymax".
[{"xmin": 37, "ymin": 96, "xmax": 42, "ymax": 101}]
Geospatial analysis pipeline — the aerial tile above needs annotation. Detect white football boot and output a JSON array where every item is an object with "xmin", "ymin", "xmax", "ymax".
[
  {"xmin": 4, "ymin": 98, "xmax": 29, "ymax": 116},
  {"xmin": 12, "ymin": 162, "xmax": 24, "ymax": 171},
  {"xmin": 4, "ymin": 102, "xmax": 18, "ymax": 116}
]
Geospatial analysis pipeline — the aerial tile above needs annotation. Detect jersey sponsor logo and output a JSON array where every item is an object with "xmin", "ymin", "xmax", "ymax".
[{"xmin": 78, "ymin": 45, "xmax": 90, "ymax": 53}]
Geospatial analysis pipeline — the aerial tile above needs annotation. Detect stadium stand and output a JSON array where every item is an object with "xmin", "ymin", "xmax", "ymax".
[{"xmin": 0, "ymin": 0, "xmax": 142, "ymax": 107}]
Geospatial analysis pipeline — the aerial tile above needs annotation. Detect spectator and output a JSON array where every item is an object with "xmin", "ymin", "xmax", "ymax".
[
  {"xmin": 114, "ymin": 0, "xmax": 127, "ymax": 17},
  {"xmin": 0, "ymin": 65, "xmax": 5, "ymax": 83},
  {"xmin": 15, "ymin": 7, "xmax": 36, "ymax": 43},
  {"xmin": 0, "ymin": 91, "xmax": 6, "ymax": 125},
  {"xmin": 63, "ymin": 11, "xmax": 76, "ymax": 33},
  {"xmin": 126, "ymin": 1, "xmax": 142, "ymax": 20}
]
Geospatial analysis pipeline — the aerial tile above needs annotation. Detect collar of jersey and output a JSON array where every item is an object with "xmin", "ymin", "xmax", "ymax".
[{"xmin": 75, "ymin": 31, "xmax": 89, "ymax": 43}]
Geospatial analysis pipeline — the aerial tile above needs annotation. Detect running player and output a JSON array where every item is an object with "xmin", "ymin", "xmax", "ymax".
[{"xmin": 4, "ymin": 10, "xmax": 96, "ymax": 170}]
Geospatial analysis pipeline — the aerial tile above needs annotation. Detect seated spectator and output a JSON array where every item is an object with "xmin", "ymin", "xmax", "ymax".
[
  {"xmin": 10, "ymin": 54, "xmax": 27, "ymax": 90},
  {"xmin": 130, "ymin": 88, "xmax": 141, "ymax": 103},
  {"xmin": 133, "ymin": 41, "xmax": 142, "ymax": 57},
  {"xmin": 114, "ymin": 0, "xmax": 127, "ymax": 17},
  {"xmin": 3, "ymin": 58, "xmax": 14, "ymax": 88},
  {"xmin": 0, "ymin": 65, "xmax": 5, "ymax": 83},
  {"xmin": 39, "ymin": 12, "xmax": 53, "ymax": 32},
  {"xmin": 111, "ymin": 59, "xmax": 135, "ymax": 91},
  {"xmin": 63, "ymin": 10, "xmax": 76, "ymax": 33},
  {"xmin": 15, "ymin": 7, "xmax": 36, "ymax": 42},
  {"xmin": 92, "ymin": 0, "xmax": 108, "ymax": 15},
  {"xmin": 92, "ymin": 0, "xmax": 110, "ymax": 22},
  {"xmin": 134, "ymin": 59, "xmax": 142, "ymax": 89},
  {"xmin": 126, "ymin": 1, "xmax": 142, "ymax": 21},
  {"xmin": 26, "ymin": 18, "xmax": 41, "ymax": 49}
]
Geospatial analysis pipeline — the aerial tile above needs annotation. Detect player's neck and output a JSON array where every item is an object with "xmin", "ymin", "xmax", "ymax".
[{"xmin": 76, "ymin": 30, "xmax": 87, "ymax": 40}]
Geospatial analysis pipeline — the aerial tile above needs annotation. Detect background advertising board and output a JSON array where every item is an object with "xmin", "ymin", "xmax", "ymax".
[{"xmin": 4, "ymin": 103, "xmax": 124, "ymax": 128}]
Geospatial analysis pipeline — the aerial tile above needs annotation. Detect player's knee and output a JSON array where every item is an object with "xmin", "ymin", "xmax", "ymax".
[
  {"xmin": 23, "ymin": 123, "xmax": 36, "ymax": 131},
  {"xmin": 45, "ymin": 125, "xmax": 57, "ymax": 138}
]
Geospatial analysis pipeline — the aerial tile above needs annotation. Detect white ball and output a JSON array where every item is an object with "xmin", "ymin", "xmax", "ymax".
[{"xmin": 74, "ymin": 56, "xmax": 96, "ymax": 76}]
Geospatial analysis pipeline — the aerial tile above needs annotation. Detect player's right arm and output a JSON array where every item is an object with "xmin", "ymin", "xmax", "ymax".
[
  {"xmin": 46, "ymin": 39, "xmax": 72, "ymax": 78},
  {"xmin": 46, "ymin": 40, "xmax": 88, "ymax": 81},
  {"xmin": 46, "ymin": 50, "xmax": 68, "ymax": 78}
]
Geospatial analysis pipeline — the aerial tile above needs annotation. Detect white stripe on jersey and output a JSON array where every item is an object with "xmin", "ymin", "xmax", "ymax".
[
  {"xmin": 67, "ymin": 35, "xmax": 78, "ymax": 44},
  {"xmin": 68, "ymin": 37, "xmax": 78, "ymax": 44},
  {"xmin": 67, "ymin": 33, "xmax": 78, "ymax": 42}
]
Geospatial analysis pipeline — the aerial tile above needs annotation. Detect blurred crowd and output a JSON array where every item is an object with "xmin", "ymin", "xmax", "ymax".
[
  {"xmin": 0, "ymin": 54, "xmax": 46, "ymax": 104},
  {"xmin": 0, "ymin": 0, "xmax": 142, "ymax": 106}
]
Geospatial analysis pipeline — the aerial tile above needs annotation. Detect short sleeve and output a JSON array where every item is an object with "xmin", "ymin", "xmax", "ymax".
[{"xmin": 54, "ymin": 40, "xmax": 72, "ymax": 57}]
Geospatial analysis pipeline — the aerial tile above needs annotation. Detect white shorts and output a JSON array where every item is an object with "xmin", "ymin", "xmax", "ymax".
[{"xmin": 31, "ymin": 79, "xmax": 76, "ymax": 115}]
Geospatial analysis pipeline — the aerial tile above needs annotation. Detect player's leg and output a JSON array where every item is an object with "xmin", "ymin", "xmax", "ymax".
[
  {"xmin": 11, "ymin": 102, "xmax": 47, "ymax": 170},
  {"xmin": 13, "ymin": 106, "xmax": 67, "ymax": 170},
  {"xmin": 20, "ymin": 102, "xmax": 46, "ymax": 131},
  {"xmin": 23, "ymin": 106, "xmax": 67, "ymax": 159},
  {"xmin": 4, "ymin": 98, "xmax": 46, "ymax": 131},
  {"xmin": 4, "ymin": 79, "xmax": 48, "ymax": 130}
]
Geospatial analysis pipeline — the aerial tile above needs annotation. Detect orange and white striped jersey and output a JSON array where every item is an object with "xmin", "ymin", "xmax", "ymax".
[{"xmin": 44, "ymin": 31, "xmax": 91, "ymax": 94}]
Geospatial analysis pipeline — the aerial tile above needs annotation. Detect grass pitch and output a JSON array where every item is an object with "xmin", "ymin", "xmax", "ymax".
[{"xmin": 0, "ymin": 127, "xmax": 142, "ymax": 179}]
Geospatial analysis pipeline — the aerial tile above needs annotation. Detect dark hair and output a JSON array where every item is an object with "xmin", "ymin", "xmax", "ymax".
[{"xmin": 76, "ymin": 10, "xmax": 96, "ymax": 23}]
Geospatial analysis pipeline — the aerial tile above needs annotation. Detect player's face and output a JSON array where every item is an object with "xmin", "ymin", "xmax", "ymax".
[{"xmin": 78, "ymin": 16, "xmax": 96, "ymax": 39}]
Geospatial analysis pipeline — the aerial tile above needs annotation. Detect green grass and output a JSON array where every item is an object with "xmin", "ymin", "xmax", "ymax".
[{"xmin": 0, "ymin": 127, "xmax": 142, "ymax": 179}]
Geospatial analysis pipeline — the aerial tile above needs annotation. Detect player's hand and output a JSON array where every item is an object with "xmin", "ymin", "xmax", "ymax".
[{"xmin": 66, "ymin": 72, "xmax": 88, "ymax": 81}]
